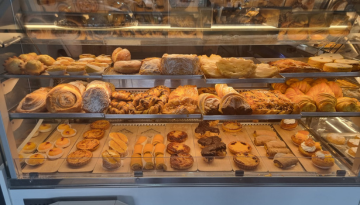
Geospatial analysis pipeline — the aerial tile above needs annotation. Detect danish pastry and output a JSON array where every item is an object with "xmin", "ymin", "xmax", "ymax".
[
  {"xmin": 170, "ymin": 152, "xmax": 194, "ymax": 170},
  {"xmin": 166, "ymin": 142, "xmax": 190, "ymax": 155},
  {"xmin": 167, "ymin": 131, "xmax": 188, "ymax": 143}
]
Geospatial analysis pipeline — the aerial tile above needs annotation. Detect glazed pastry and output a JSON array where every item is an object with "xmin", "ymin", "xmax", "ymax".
[
  {"xmin": 113, "ymin": 60, "xmax": 141, "ymax": 74},
  {"xmin": 306, "ymin": 83, "xmax": 337, "ymax": 112},
  {"xmin": 3, "ymin": 57, "xmax": 25, "ymax": 74},
  {"xmin": 292, "ymin": 95, "xmax": 317, "ymax": 112},
  {"xmin": 291, "ymin": 130, "xmax": 309, "ymax": 145},
  {"xmin": 152, "ymin": 134, "xmax": 164, "ymax": 146},
  {"xmin": 76, "ymin": 139, "xmax": 100, "ymax": 152},
  {"xmin": 167, "ymin": 142, "xmax": 190, "ymax": 155},
  {"xmin": 273, "ymin": 153, "xmax": 299, "ymax": 169},
  {"xmin": 347, "ymin": 139, "xmax": 360, "ymax": 147},
  {"xmin": 254, "ymin": 135, "xmax": 277, "ymax": 146},
  {"xmin": 160, "ymin": 54, "xmax": 200, "ymax": 75},
  {"xmin": 289, "ymin": 81, "xmax": 311, "ymax": 93},
  {"xmin": 195, "ymin": 121, "xmax": 220, "ymax": 138},
  {"xmin": 136, "ymin": 136, "xmax": 148, "ymax": 145},
  {"xmin": 61, "ymin": 128, "xmax": 77, "ymax": 137},
  {"xmin": 57, "ymin": 124, "xmax": 71, "ymax": 132},
  {"xmin": 253, "ymin": 130, "xmax": 277, "ymax": 137},
  {"xmin": 280, "ymin": 119, "xmax": 298, "ymax": 130},
  {"xmin": 22, "ymin": 142, "xmax": 37, "ymax": 153},
  {"xmin": 139, "ymin": 57, "xmax": 161, "ymax": 75},
  {"xmin": 134, "ymin": 144, "xmax": 143, "ymax": 155},
  {"xmin": 299, "ymin": 138, "xmax": 317, "ymax": 157},
  {"xmin": 233, "ymin": 153, "xmax": 260, "ymax": 170},
  {"xmin": 24, "ymin": 60, "xmax": 45, "ymax": 75},
  {"xmin": 222, "ymin": 121, "xmax": 242, "ymax": 133},
  {"xmin": 47, "ymin": 65, "xmax": 67, "ymax": 75},
  {"xmin": 131, "ymin": 153, "xmax": 143, "ymax": 171},
  {"xmin": 228, "ymin": 141, "xmax": 251, "ymax": 155},
  {"xmin": 26, "ymin": 153, "xmax": 46, "ymax": 166},
  {"xmin": 46, "ymin": 84, "xmax": 82, "ymax": 113},
  {"xmin": 90, "ymin": 120, "xmax": 110, "ymax": 130},
  {"xmin": 102, "ymin": 150, "xmax": 121, "ymax": 169},
  {"xmin": 336, "ymin": 97, "xmax": 358, "ymax": 112},
  {"xmin": 143, "ymin": 152, "xmax": 154, "ymax": 170},
  {"xmin": 167, "ymin": 131, "xmax": 188, "ymax": 143},
  {"xmin": 67, "ymin": 150, "xmax": 92, "ymax": 167},
  {"xmin": 112, "ymin": 47, "xmax": 131, "ymax": 62},
  {"xmin": 215, "ymin": 84, "xmax": 252, "ymax": 115},
  {"xmin": 197, "ymin": 136, "xmax": 222, "ymax": 149},
  {"xmin": 82, "ymin": 81, "xmax": 112, "ymax": 113},
  {"xmin": 201, "ymin": 142, "xmax": 227, "ymax": 163},
  {"xmin": 111, "ymin": 90, "xmax": 133, "ymax": 101},
  {"xmin": 47, "ymin": 147, "xmax": 64, "ymax": 159},
  {"xmin": 39, "ymin": 124, "xmax": 52, "ymax": 132},
  {"xmin": 109, "ymin": 132, "xmax": 128, "ymax": 145},
  {"xmin": 155, "ymin": 154, "xmax": 167, "ymax": 170},
  {"xmin": 170, "ymin": 152, "xmax": 194, "ymax": 170},
  {"xmin": 83, "ymin": 129, "xmax": 104, "ymax": 140},
  {"xmin": 326, "ymin": 133, "xmax": 346, "ymax": 145},
  {"xmin": 308, "ymin": 57, "xmax": 333, "ymax": 69},
  {"xmin": 37, "ymin": 142, "xmax": 54, "ymax": 153},
  {"xmin": 216, "ymin": 58, "xmax": 256, "ymax": 78},
  {"xmin": 285, "ymin": 88, "xmax": 304, "ymax": 100},
  {"xmin": 109, "ymin": 140, "xmax": 128, "ymax": 157},
  {"xmin": 323, "ymin": 63, "xmax": 352, "ymax": 72},
  {"xmin": 326, "ymin": 81, "xmax": 343, "ymax": 98},
  {"xmin": 312, "ymin": 151, "xmax": 335, "ymax": 169},
  {"xmin": 55, "ymin": 137, "xmax": 70, "ymax": 148},
  {"xmin": 37, "ymin": 55, "xmax": 55, "ymax": 66},
  {"xmin": 16, "ymin": 87, "xmax": 51, "ymax": 113},
  {"xmin": 154, "ymin": 143, "xmax": 166, "ymax": 156},
  {"xmin": 271, "ymin": 83, "xmax": 288, "ymax": 94}
]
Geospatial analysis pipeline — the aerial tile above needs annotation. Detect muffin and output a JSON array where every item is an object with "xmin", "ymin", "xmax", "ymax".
[
  {"xmin": 312, "ymin": 151, "xmax": 335, "ymax": 169},
  {"xmin": 291, "ymin": 130, "xmax": 309, "ymax": 145},
  {"xmin": 299, "ymin": 138, "xmax": 316, "ymax": 157}
]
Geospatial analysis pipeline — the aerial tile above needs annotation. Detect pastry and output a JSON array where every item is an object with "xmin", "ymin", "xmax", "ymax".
[
  {"xmin": 47, "ymin": 65, "xmax": 67, "ymax": 76},
  {"xmin": 312, "ymin": 151, "xmax": 335, "ymax": 169},
  {"xmin": 37, "ymin": 55, "xmax": 55, "ymax": 66},
  {"xmin": 285, "ymin": 78, "xmax": 300, "ymax": 86},
  {"xmin": 112, "ymin": 48, "xmax": 131, "ymax": 62},
  {"xmin": 289, "ymin": 81, "xmax": 311, "ymax": 93},
  {"xmin": 306, "ymin": 83, "xmax": 337, "ymax": 112},
  {"xmin": 82, "ymin": 81, "xmax": 112, "ymax": 113},
  {"xmin": 291, "ymin": 130, "xmax": 309, "ymax": 145},
  {"xmin": 336, "ymin": 79, "xmax": 358, "ymax": 88},
  {"xmin": 76, "ymin": 139, "xmax": 100, "ymax": 152},
  {"xmin": 299, "ymin": 138, "xmax": 317, "ymax": 157},
  {"xmin": 308, "ymin": 57, "xmax": 333, "ymax": 69},
  {"xmin": 233, "ymin": 153, "xmax": 260, "ymax": 170},
  {"xmin": 348, "ymin": 147, "xmax": 357, "ymax": 157},
  {"xmin": 55, "ymin": 137, "xmax": 70, "ymax": 148},
  {"xmin": 160, "ymin": 54, "xmax": 200, "ymax": 75},
  {"xmin": 264, "ymin": 141, "xmax": 291, "ymax": 158},
  {"xmin": 139, "ymin": 57, "xmax": 161, "ymax": 75},
  {"xmin": 152, "ymin": 134, "xmax": 164, "ymax": 146},
  {"xmin": 83, "ymin": 129, "xmax": 104, "ymax": 140},
  {"xmin": 61, "ymin": 128, "xmax": 77, "ymax": 137},
  {"xmin": 170, "ymin": 152, "xmax": 194, "ymax": 170},
  {"xmin": 327, "ymin": 81, "xmax": 343, "ymax": 99},
  {"xmin": 95, "ymin": 55, "xmax": 112, "ymax": 65},
  {"xmin": 46, "ymin": 84, "xmax": 82, "ymax": 113},
  {"xmin": 250, "ymin": 63, "xmax": 279, "ymax": 78},
  {"xmin": 131, "ymin": 153, "xmax": 143, "ymax": 171},
  {"xmin": 47, "ymin": 147, "xmax": 64, "ymax": 159},
  {"xmin": 253, "ymin": 130, "xmax": 277, "ymax": 137},
  {"xmin": 166, "ymin": 142, "xmax": 190, "ymax": 155},
  {"xmin": 319, "ymin": 53, "xmax": 343, "ymax": 60},
  {"xmin": 143, "ymin": 152, "xmax": 154, "ymax": 170},
  {"xmin": 201, "ymin": 142, "xmax": 227, "ymax": 163},
  {"xmin": 79, "ymin": 54, "xmax": 95, "ymax": 59},
  {"xmin": 19, "ymin": 53, "xmax": 37, "ymax": 62},
  {"xmin": 111, "ymin": 90, "xmax": 133, "ymax": 101},
  {"xmin": 271, "ymin": 83, "xmax": 288, "ymax": 94},
  {"xmin": 194, "ymin": 121, "xmax": 220, "ymax": 138},
  {"xmin": 334, "ymin": 59, "xmax": 360, "ymax": 71},
  {"xmin": 53, "ymin": 60, "xmax": 72, "ymax": 66},
  {"xmin": 198, "ymin": 93, "xmax": 221, "ymax": 115},
  {"xmin": 285, "ymin": 88, "xmax": 304, "ymax": 100},
  {"xmin": 136, "ymin": 136, "xmax": 148, "ymax": 145},
  {"xmin": 216, "ymin": 58, "xmax": 256, "ymax": 78},
  {"xmin": 24, "ymin": 60, "xmax": 46, "ymax": 75},
  {"xmin": 26, "ymin": 153, "xmax": 46, "ymax": 166},
  {"xmin": 109, "ymin": 132, "xmax": 128, "ymax": 145},
  {"xmin": 155, "ymin": 154, "xmax": 167, "ymax": 170},
  {"xmin": 162, "ymin": 85, "xmax": 199, "ymax": 114},
  {"xmin": 39, "ymin": 124, "xmax": 52, "ymax": 132},
  {"xmin": 215, "ymin": 84, "xmax": 252, "ymax": 115},
  {"xmin": 3, "ymin": 57, "xmax": 25, "ymax": 75},
  {"xmin": 57, "ymin": 124, "xmax": 71, "ymax": 132},
  {"xmin": 269, "ymin": 59, "xmax": 321, "ymax": 73},
  {"xmin": 347, "ymin": 139, "xmax": 360, "ymax": 147},
  {"xmin": 143, "ymin": 144, "xmax": 154, "ymax": 154},
  {"xmin": 102, "ymin": 150, "xmax": 121, "ymax": 169},
  {"xmin": 254, "ymin": 135, "xmax": 277, "ymax": 146},
  {"xmin": 167, "ymin": 131, "xmax": 188, "ymax": 143},
  {"xmin": 221, "ymin": 121, "xmax": 242, "ymax": 133},
  {"xmin": 311, "ymin": 78, "xmax": 328, "ymax": 86},
  {"xmin": 280, "ymin": 119, "xmax": 298, "ymax": 130},
  {"xmin": 109, "ymin": 140, "xmax": 128, "ymax": 157},
  {"xmin": 16, "ymin": 87, "xmax": 51, "ymax": 113},
  {"xmin": 199, "ymin": 54, "xmax": 224, "ymax": 78},
  {"xmin": 336, "ymin": 97, "xmax": 358, "ymax": 112},
  {"xmin": 198, "ymin": 87, "xmax": 217, "ymax": 95},
  {"xmin": 85, "ymin": 64, "xmax": 104, "ymax": 75},
  {"xmin": 273, "ymin": 153, "xmax": 299, "ymax": 169},
  {"xmin": 292, "ymin": 95, "xmax": 317, "ymax": 112},
  {"xmin": 56, "ymin": 57, "xmax": 74, "ymax": 62},
  {"xmin": 153, "ymin": 142, "xmax": 165, "ymax": 155},
  {"xmin": 113, "ymin": 60, "xmax": 142, "ymax": 74},
  {"xmin": 228, "ymin": 141, "xmax": 251, "ymax": 155},
  {"xmin": 67, "ymin": 150, "xmax": 92, "ymax": 167},
  {"xmin": 22, "ymin": 142, "xmax": 37, "ymax": 153},
  {"xmin": 323, "ymin": 63, "xmax": 352, "ymax": 72},
  {"xmin": 76, "ymin": 0, "xmax": 99, "ymax": 12},
  {"xmin": 37, "ymin": 142, "xmax": 54, "ymax": 153},
  {"xmin": 197, "ymin": 136, "xmax": 222, "ymax": 149},
  {"xmin": 134, "ymin": 144, "xmax": 143, "ymax": 155},
  {"xmin": 90, "ymin": 120, "xmax": 110, "ymax": 130}
]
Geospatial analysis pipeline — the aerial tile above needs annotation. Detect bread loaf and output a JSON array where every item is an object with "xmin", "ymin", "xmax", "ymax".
[
  {"xmin": 160, "ymin": 54, "xmax": 200, "ymax": 75},
  {"xmin": 323, "ymin": 63, "xmax": 352, "ymax": 72},
  {"xmin": 308, "ymin": 57, "xmax": 333, "ymax": 69},
  {"xmin": 16, "ymin": 87, "xmax": 52, "ymax": 113},
  {"xmin": 112, "ymin": 47, "xmax": 131, "ymax": 62},
  {"xmin": 46, "ymin": 84, "xmax": 82, "ymax": 113},
  {"xmin": 82, "ymin": 80, "xmax": 112, "ymax": 113},
  {"xmin": 334, "ymin": 59, "xmax": 360, "ymax": 71},
  {"xmin": 139, "ymin": 58, "xmax": 161, "ymax": 75},
  {"xmin": 199, "ymin": 55, "xmax": 224, "ymax": 78},
  {"xmin": 114, "ymin": 60, "xmax": 141, "ymax": 74}
]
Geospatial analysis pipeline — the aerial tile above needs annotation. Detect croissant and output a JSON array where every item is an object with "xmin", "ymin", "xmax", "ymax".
[
  {"xmin": 326, "ymin": 81, "xmax": 343, "ymax": 98},
  {"xmin": 336, "ymin": 97, "xmax": 358, "ymax": 112},
  {"xmin": 302, "ymin": 78, "xmax": 315, "ymax": 85},
  {"xmin": 271, "ymin": 83, "xmax": 288, "ymax": 94},
  {"xmin": 46, "ymin": 84, "xmax": 82, "ymax": 113},
  {"xmin": 290, "ymin": 81, "xmax": 311, "ymax": 93},
  {"xmin": 285, "ymin": 78, "xmax": 300, "ymax": 86},
  {"xmin": 311, "ymin": 78, "xmax": 328, "ymax": 86},
  {"xmin": 292, "ymin": 95, "xmax": 317, "ymax": 112},
  {"xmin": 356, "ymin": 101, "xmax": 360, "ymax": 112},
  {"xmin": 16, "ymin": 87, "xmax": 52, "ymax": 113},
  {"xmin": 306, "ymin": 83, "xmax": 336, "ymax": 112},
  {"xmin": 285, "ymin": 88, "xmax": 304, "ymax": 100}
]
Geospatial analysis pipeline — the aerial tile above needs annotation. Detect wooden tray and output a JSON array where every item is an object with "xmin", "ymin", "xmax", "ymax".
[
  {"xmin": 243, "ymin": 125, "xmax": 305, "ymax": 173},
  {"xmin": 22, "ymin": 124, "xmax": 87, "ymax": 173},
  {"xmin": 93, "ymin": 125, "xmax": 139, "ymax": 174},
  {"xmin": 58, "ymin": 124, "xmax": 112, "ymax": 173},
  {"xmin": 165, "ymin": 123, "xmax": 198, "ymax": 172},
  {"xmin": 273, "ymin": 124, "xmax": 341, "ymax": 175},
  {"xmin": 191, "ymin": 124, "xmax": 232, "ymax": 172}
]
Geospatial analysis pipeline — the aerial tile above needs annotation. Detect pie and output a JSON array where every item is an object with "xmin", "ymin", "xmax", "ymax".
[
  {"xmin": 61, "ymin": 128, "xmax": 77, "ymax": 137},
  {"xmin": 233, "ymin": 153, "xmax": 260, "ymax": 170},
  {"xmin": 76, "ymin": 139, "xmax": 100, "ymax": 152},
  {"xmin": 170, "ymin": 152, "xmax": 194, "ymax": 170},
  {"xmin": 167, "ymin": 130, "xmax": 188, "ymax": 143},
  {"xmin": 222, "ymin": 121, "xmax": 242, "ymax": 133},
  {"xmin": 166, "ymin": 142, "xmax": 190, "ymax": 155},
  {"xmin": 83, "ymin": 129, "xmax": 105, "ymax": 140},
  {"xmin": 268, "ymin": 59, "xmax": 321, "ymax": 73},
  {"xmin": 90, "ymin": 120, "xmax": 110, "ymax": 130},
  {"xmin": 228, "ymin": 141, "xmax": 251, "ymax": 155},
  {"xmin": 27, "ymin": 153, "xmax": 46, "ymax": 166},
  {"xmin": 67, "ymin": 150, "xmax": 92, "ymax": 167}
]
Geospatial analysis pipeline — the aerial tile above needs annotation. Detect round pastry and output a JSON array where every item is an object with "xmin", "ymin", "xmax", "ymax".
[
  {"xmin": 308, "ymin": 57, "xmax": 333, "ymax": 69},
  {"xmin": 67, "ymin": 65, "xmax": 85, "ymax": 75},
  {"xmin": 67, "ymin": 150, "xmax": 92, "ymax": 167},
  {"xmin": 16, "ymin": 87, "xmax": 51, "ymax": 113},
  {"xmin": 39, "ymin": 124, "xmax": 52, "ymax": 132},
  {"xmin": 291, "ymin": 130, "xmax": 309, "ymax": 146},
  {"xmin": 47, "ymin": 65, "xmax": 67, "ymax": 75},
  {"xmin": 166, "ymin": 142, "xmax": 190, "ymax": 155},
  {"xmin": 90, "ymin": 120, "xmax": 110, "ymax": 130},
  {"xmin": 53, "ymin": 60, "xmax": 72, "ymax": 66},
  {"xmin": 228, "ymin": 141, "xmax": 251, "ymax": 155},
  {"xmin": 88, "ymin": 62, "xmax": 110, "ymax": 69},
  {"xmin": 57, "ymin": 123, "xmax": 71, "ymax": 132},
  {"xmin": 19, "ymin": 53, "xmax": 37, "ymax": 62},
  {"xmin": 78, "ymin": 58, "xmax": 95, "ymax": 63},
  {"xmin": 334, "ymin": 59, "xmax": 360, "ymax": 71},
  {"xmin": 37, "ymin": 55, "xmax": 55, "ymax": 66},
  {"xmin": 299, "ymin": 138, "xmax": 317, "ymax": 157},
  {"xmin": 76, "ymin": 0, "xmax": 99, "ymax": 12},
  {"xmin": 61, "ymin": 128, "xmax": 77, "ymax": 137},
  {"xmin": 37, "ymin": 142, "xmax": 54, "ymax": 153},
  {"xmin": 112, "ymin": 47, "xmax": 131, "ymax": 62},
  {"xmin": 280, "ymin": 119, "xmax": 298, "ymax": 130},
  {"xmin": 83, "ymin": 129, "xmax": 105, "ymax": 140},
  {"xmin": 76, "ymin": 139, "xmax": 100, "ymax": 151},
  {"xmin": 136, "ymin": 136, "xmax": 147, "ymax": 145},
  {"xmin": 22, "ymin": 142, "xmax": 37, "ymax": 153},
  {"xmin": 55, "ymin": 137, "xmax": 70, "ymax": 148},
  {"xmin": 85, "ymin": 64, "xmax": 104, "ymax": 75},
  {"xmin": 46, "ymin": 147, "xmax": 64, "ymax": 159},
  {"xmin": 347, "ymin": 139, "xmax": 360, "ymax": 147},
  {"xmin": 24, "ymin": 60, "xmax": 45, "ymax": 75},
  {"xmin": 113, "ymin": 60, "xmax": 141, "ymax": 74},
  {"xmin": 102, "ymin": 149, "xmax": 121, "ymax": 169},
  {"xmin": 3, "ymin": 57, "xmax": 25, "ymax": 74},
  {"xmin": 312, "ymin": 151, "xmax": 335, "ymax": 169},
  {"xmin": 323, "ymin": 63, "xmax": 352, "ymax": 72},
  {"xmin": 56, "ymin": 57, "xmax": 74, "ymax": 62},
  {"xmin": 46, "ymin": 84, "xmax": 82, "ymax": 113},
  {"xmin": 347, "ymin": 147, "xmax": 357, "ymax": 158},
  {"xmin": 170, "ymin": 152, "xmax": 194, "ymax": 170},
  {"xmin": 26, "ymin": 153, "xmax": 46, "ymax": 166},
  {"xmin": 79, "ymin": 54, "xmax": 95, "ymax": 59},
  {"xmin": 167, "ymin": 131, "xmax": 188, "ymax": 143},
  {"xmin": 326, "ymin": 133, "xmax": 346, "ymax": 145},
  {"xmin": 233, "ymin": 153, "xmax": 260, "ymax": 170},
  {"xmin": 222, "ymin": 121, "xmax": 242, "ymax": 133},
  {"xmin": 95, "ymin": 55, "xmax": 112, "ymax": 64}
]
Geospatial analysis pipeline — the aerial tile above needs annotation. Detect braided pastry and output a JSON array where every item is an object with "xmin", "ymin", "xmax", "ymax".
[
  {"xmin": 108, "ymin": 100, "xmax": 136, "ymax": 114},
  {"xmin": 112, "ymin": 90, "xmax": 133, "ymax": 101}
]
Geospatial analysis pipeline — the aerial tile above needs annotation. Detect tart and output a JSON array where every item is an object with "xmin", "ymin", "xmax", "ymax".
[
  {"xmin": 222, "ymin": 121, "xmax": 242, "ymax": 133},
  {"xmin": 46, "ymin": 147, "xmax": 64, "ymax": 159},
  {"xmin": 312, "ymin": 151, "xmax": 335, "ymax": 169},
  {"xmin": 90, "ymin": 120, "xmax": 110, "ymax": 130},
  {"xmin": 326, "ymin": 133, "xmax": 346, "ymax": 145},
  {"xmin": 79, "ymin": 58, "xmax": 95, "ymax": 63},
  {"xmin": 109, "ymin": 140, "xmax": 128, "ymax": 157},
  {"xmin": 299, "ymin": 138, "xmax": 317, "ymax": 157},
  {"xmin": 167, "ymin": 131, "xmax": 188, "ymax": 143},
  {"xmin": 102, "ymin": 149, "xmax": 121, "ymax": 169},
  {"xmin": 170, "ymin": 152, "xmax": 194, "ymax": 170},
  {"xmin": 22, "ymin": 142, "xmax": 37, "ymax": 153},
  {"xmin": 195, "ymin": 121, "xmax": 220, "ymax": 138},
  {"xmin": 55, "ymin": 137, "xmax": 70, "ymax": 148},
  {"xmin": 67, "ymin": 150, "xmax": 92, "ymax": 167},
  {"xmin": 166, "ymin": 142, "xmax": 190, "ymax": 155},
  {"xmin": 228, "ymin": 141, "xmax": 251, "ymax": 155},
  {"xmin": 152, "ymin": 134, "xmax": 164, "ymax": 146},
  {"xmin": 56, "ymin": 57, "xmax": 74, "ymax": 62},
  {"xmin": 47, "ymin": 65, "xmax": 66, "ymax": 75},
  {"xmin": 39, "ymin": 124, "xmax": 52, "ymax": 132},
  {"xmin": 109, "ymin": 132, "xmax": 128, "ymax": 145},
  {"xmin": 136, "ymin": 136, "xmax": 148, "ymax": 145},
  {"xmin": 67, "ymin": 65, "xmax": 85, "ymax": 75},
  {"xmin": 280, "ymin": 119, "xmax": 298, "ymax": 130},
  {"xmin": 233, "ymin": 153, "xmax": 260, "ymax": 170},
  {"xmin": 26, "ymin": 153, "xmax": 46, "ymax": 166},
  {"xmin": 37, "ymin": 142, "xmax": 54, "ymax": 153},
  {"xmin": 291, "ymin": 130, "xmax": 309, "ymax": 146},
  {"xmin": 197, "ymin": 136, "xmax": 222, "ymax": 149},
  {"xmin": 76, "ymin": 139, "xmax": 100, "ymax": 152},
  {"xmin": 347, "ymin": 139, "xmax": 359, "ymax": 147},
  {"xmin": 61, "ymin": 128, "xmax": 77, "ymax": 137},
  {"xmin": 83, "ymin": 129, "xmax": 104, "ymax": 140},
  {"xmin": 57, "ymin": 123, "xmax": 71, "ymax": 132}
]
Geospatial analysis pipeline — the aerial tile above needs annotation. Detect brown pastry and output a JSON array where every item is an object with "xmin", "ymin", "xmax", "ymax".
[
  {"xmin": 228, "ymin": 141, "xmax": 251, "ymax": 155},
  {"xmin": 46, "ymin": 84, "xmax": 82, "ymax": 113},
  {"xmin": 76, "ymin": 0, "xmax": 99, "ymax": 12},
  {"xmin": 76, "ymin": 139, "xmax": 100, "ymax": 152},
  {"xmin": 114, "ymin": 60, "xmax": 141, "ymax": 74},
  {"xmin": 254, "ymin": 135, "xmax": 277, "ymax": 146},
  {"xmin": 198, "ymin": 87, "xmax": 217, "ymax": 95},
  {"xmin": 162, "ymin": 85, "xmax": 199, "ymax": 114},
  {"xmin": 16, "ymin": 87, "xmax": 51, "ymax": 113},
  {"xmin": 291, "ymin": 130, "xmax": 309, "ymax": 145},
  {"xmin": 269, "ymin": 59, "xmax": 321, "ymax": 73},
  {"xmin": 112, "ymin": 47, "xmax": 131, "ymax": 62},
  {"xmin": 311, "ymin": 151, "xmax": 335, "ymax": 169},
  {"xmin": 273, "ymin": 153, "xmax": 299, "ymax": 169},
  {"xmin": 83, "ymin": 129, "xmax": 105, "ymax": 140},
  {"xmin": 90, "ymin": 120, "xmax": 110, "ymax": 130},
  {"xmin": 170, "ymin": 152, "xmax": 194, "ymax": 170},
  {"xmin": 139, "ymin": 57, "xmax": 161, "ymax": 75},
  {"xmin": 233, "ymin": 153, "xmax": 260, "ymax": 170},
  {"xmin": 67, "ymin": 150, "xmax": 92, "ymax": 167},
  {"xmin": 166, "ymin": 142, "xmax": 190, "ymax": 155},
  {"xmin": 167, "ymin": 131, "xmax": 188, "ymax": 143},
  {"xmin": 280, "ymin": 119, "xmax": 298, "ymax": 130},
  {"xmin": 19, "ymin": 53, "xmax": 37, "ymax": 62},
  {"xmin": 155, "ymin": 154, "xmax": 167, "ymax": 170},
  {"xmin": 201, "ymin": 142, "xmax": 227, "ymax": 163},
  {"xmin": 326, "ymin": 133, "xmax": 346, "ymax": 145},
  {"xmin": 160, "ymin": 54, "xmax": 200, "ymax": 75},
  {"xmin": 194, "ymin": 121, "xmax": 220, "ymax": 139},
  {"xmin": 253, "ymin": 130, "xmax": 277, "ymax": 137},
  {"xmin": 3, "ymin": 57, "xmax": 25, "ymax": 74},
  {"xmin": 215, "ymin": 84, "xmax": 252, "ymax": 115},
  {"xmin": 111, "ymin": 90, "xmax": 133, "ymax": 101},
  {"xmin": 82, "ymin": 80, "xmax": 112, "ymax": 113},
  {"xmin": 222, "ymin": 121, "xmax": 242, "ymax": 133}
]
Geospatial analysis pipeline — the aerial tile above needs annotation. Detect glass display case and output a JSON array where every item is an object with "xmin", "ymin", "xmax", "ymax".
[{"xmin": 1, "ymin": 0, "xmax": 360, "ymax": 202}]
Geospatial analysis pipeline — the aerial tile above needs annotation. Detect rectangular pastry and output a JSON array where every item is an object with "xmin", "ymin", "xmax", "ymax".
[
  {"xmin": 273, "ymin": 153, "xmax": 299, "ymax": 169},
  {"xmin": 254, "ymin": 135, "xmax": 277, "ymax": 146},
  {"xmin": 139, "ymin": 57, "xmax": 161, "ymax": 75},
  {"xmin": 264, "ymin": 140, "xmax": 286, "ymax": 150},
  {"xmin": 266, "ymin": 147, "xmax": 291, "ymax": 159},
  {"xmin": 160, "ymin": 54, "xmax": 200, "ymax": 75},
  {"xmin": 253, "ymin": 130, "xmax": 277, "ymax": 137}
]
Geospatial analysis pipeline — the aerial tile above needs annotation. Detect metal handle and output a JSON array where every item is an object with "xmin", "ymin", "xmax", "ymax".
[{"xmin": 2, "ymin": 36, "xmax": 21, "ymax": 48}]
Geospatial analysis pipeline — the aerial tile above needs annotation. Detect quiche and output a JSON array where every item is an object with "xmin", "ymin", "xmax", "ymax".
[
  {"xmin": 90, "ymin": 120, "xmax": 110, "ymax": 130},
  {"xmin": 76, "ymin": 139, "xmax": 100, "ymax": 152},
  {"xmin": 228, "ymin": 141, "xmax": 252, "ymax": 155},
  {"xmin": 233, "ymin": 153, "xmax": 260, "ymax": 170},
  {"xmin": 67, "ymin": 150, "xmax": 92, "ymax": 167},
  {"xmin": 83, "ymin": 129, "xmax": 105, "ymax": 140},
  {"xmin": 222, "ymin": 121, "xmax": 242, "ymax": 133}
]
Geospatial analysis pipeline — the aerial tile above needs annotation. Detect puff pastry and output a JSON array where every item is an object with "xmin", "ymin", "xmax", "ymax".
[
  {"xmin": 46, "ymin": 84, "xmax": 82, "ymax": 113},
  {"xmin": 16, "ymin": 87, "xmax": 51, "ymax": 113}
]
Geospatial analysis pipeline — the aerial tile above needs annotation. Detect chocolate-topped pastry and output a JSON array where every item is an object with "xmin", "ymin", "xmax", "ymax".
[
  {"xmin": 201, "ymin": 142, "xmax": 227, "ymax": 163},
  {"xmin": 195, "ymin": 121, "xmax": 220, "ymax": 139},
  {"xmin": 197, "ymin": 136, "xmax": 222, "ymax": 149}
]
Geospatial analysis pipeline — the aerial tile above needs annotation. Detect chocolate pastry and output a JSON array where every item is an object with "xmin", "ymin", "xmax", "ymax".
[
  {"xmin": 197, "ymin": 136, "xmax": 222, "ymax": 149},
  {"xmin": 195, "ymin": 121, "xmax": 220, "ymax": 139},
  {"xmin": 201, "ymin": 142, "xmax": 227, "ymax": 163},
  {"xmin": 108, "ymin": 100, "xmax": 136, "ymax": 114}
]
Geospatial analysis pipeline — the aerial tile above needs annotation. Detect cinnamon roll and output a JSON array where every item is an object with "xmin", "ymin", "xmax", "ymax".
[
  {"xmin": 46, "ymin": 84, "xmax": 83, "ymax": 113},
  {"xmin": 16, "ymin": 87, "xmax": 52, "ymax": 113}
]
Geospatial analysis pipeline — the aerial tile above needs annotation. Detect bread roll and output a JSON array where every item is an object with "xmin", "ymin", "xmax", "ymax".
[
  {"xmin": 16, "ymin": 87, "xmax": 51, "ymax": 113},
  {"xmin": 46, "ymin": 84, "xmax": 82, "ymax": 113},
  {"xmin": 113, "ymin": 60, "xmax": 141, "ymax": 74},
  {"xmin": 308, "ymin": 57, "xmax": 333, "ymax": 69},
  {"xmin": 112, "ymin": 47, "xmax": 131, "ymax": 62},
  {"xmin": 139, "ymin": 57, "xmax": 161, "ymax": 75},
  {"xmin": 160, "ymin": 54, "xmax": 200, "ymax": 75},
  {"xmin": 82, "ymin": 80, "xmax": 112, "ymax": 113},
  {"xmin": 323, "ymin": 63, "xmax": 352, "ymax": 72}
]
